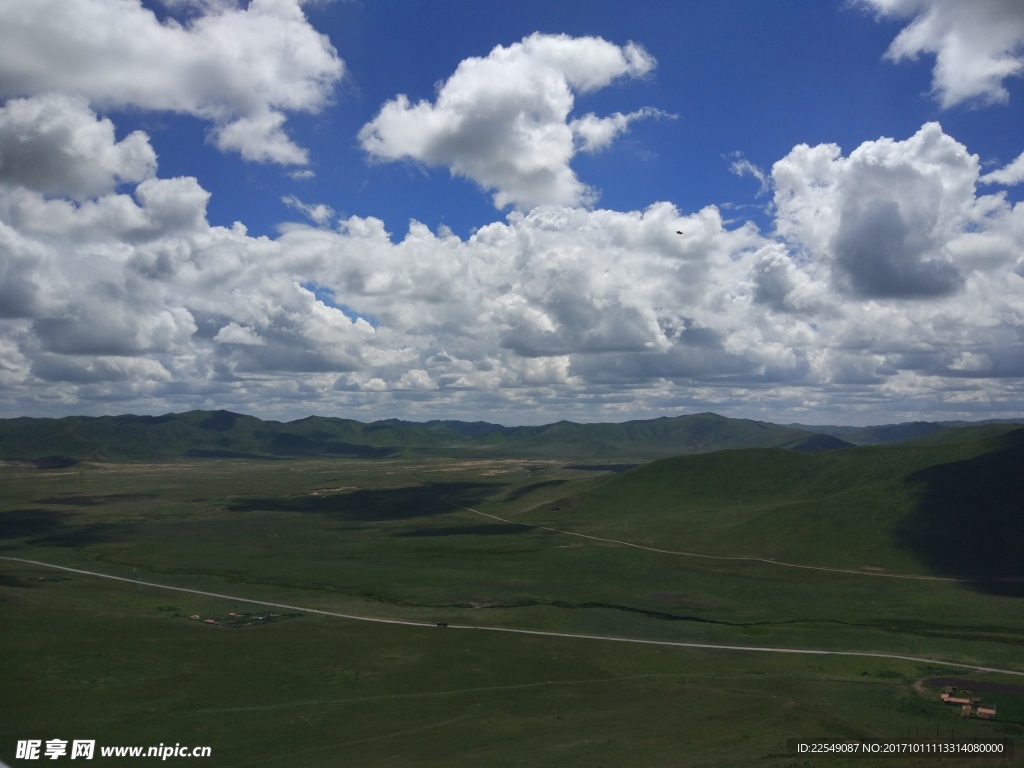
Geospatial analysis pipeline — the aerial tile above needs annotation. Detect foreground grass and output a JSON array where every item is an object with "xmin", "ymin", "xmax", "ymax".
[
  {"xmin": 3, "ymin": 562, "xmax": 1018, "ymax": 768},
  {"xmin": 2, "ymin": 453, "xmax": 1022, "ymax": 766}
]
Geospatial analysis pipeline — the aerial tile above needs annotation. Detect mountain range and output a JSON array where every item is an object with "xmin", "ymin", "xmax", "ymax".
[{"xmin": 1, "ymin": 410, "xmax": 1022, "ymax": 463}]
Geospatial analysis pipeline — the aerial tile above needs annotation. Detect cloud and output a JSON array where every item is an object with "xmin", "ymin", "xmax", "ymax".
[
  {"xmin": 747, "ymin": 244, "xmax": 829, "ymax": 314},
  {"xmin": 31, "ymin": 354, "xmax": 172, "ymax": 384},
  {"xmin": 980, "ymin": 150, "xmax": 1024, "ymax": 185},
  {"xmin": 359, "ymin": 33, "xmax": 657, "ymax": 209},
  {"xmin": 831, "ymin": 197, "xmax": 963, "ymax": 298},
  {"xmin": 0, "ymin": 0, "xmax": 344, "ymax": 165},
  {"xmin": 281, "ymin": 195, "xmax": 335, "ymax": 226},
  {"xmin": 213, "ymin": 110, "xmax": 310, "ymax": 166},
  {"xmin": 1, "ymin": 97, "xmax": 1023, "ymax": 422},
  {"xmin": 773, "ymin": 122, "xmax": 982, "ymax": 298},
  {"xmin": 861, "ymin": 0, "xmax": 1024, "ymax": 107},
  {"xmin": 213, "ymin": 322, "xmax": 266, "ymax": 346},
  {"xmin": 0, "ymin": 95, "xmax": 156, "ymax": 201},
  {"xmin": 570, "ymin": 108, "xmax": 673, "ymax": 153},
  {"xmin": 727, "ymin": 153, "xmax": 770, "ymax": 196}
]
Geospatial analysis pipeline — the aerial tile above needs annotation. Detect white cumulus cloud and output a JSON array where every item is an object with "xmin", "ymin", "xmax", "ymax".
[
  {"xmin": 358, "ymin": 33, "xmax": 657, "ymax": 209},
  {"xmin": 980, "ymin": 150, "xmax": 1024, "ymax": 185},
  {"xmin": 0, "ymin": 0, "xmax": 344, "ymax": 165},
  {"xmin": 213, "ymin": 322, "xmax": 266, "ymax": 346},
  {"xmin": 570, "ymin": 108, "xmax": 672, "ymax": 153},
  {"xmin": 0, "ymin": 95, "xmax": 156, "ymax": 201},
  {"xmin": 861, "ymin": 0, "xmax": 1024, "ymax": 107},
  {"xmin": 1, "ymin": 102, "xmax": 1023, "ymax": 422},
  {"xmin": 773, "ymin": 122, "xmax": 985, "ymax": 298}
]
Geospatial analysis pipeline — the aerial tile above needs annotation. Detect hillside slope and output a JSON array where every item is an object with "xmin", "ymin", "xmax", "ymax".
[{"xmin": 521, "ymin": 429, "xmax": 1024, "ymax": 588}]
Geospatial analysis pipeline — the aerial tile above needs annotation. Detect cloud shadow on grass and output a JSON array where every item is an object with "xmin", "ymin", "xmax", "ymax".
[
  {"xmin": 395, "ymin": 523, "xmax": 526, "ymax": 537},
  {"xmin": 0, "ymin": 509, "xmax": 73, "ymax": 540},
  {"xmin": 0, "ymin": 508, "xmax": 130, "ymax": 548},
  {"xmin": 0, "ymin": 572, "xmax": 34, "ymax": 588},
  {"xmin": 896, "ymin": 430, "xmax": 1024, "ymax": 596},
  {"xmin": 502, "ymin": 479, "xmax": 568, "ymax": 502},
  {"xmin": 224, "ymin": 482, "xmax": 499, "ymax": 523},
  {"xmin": 32, "ymin": 493, "xmax": 156, "ymax": 507}
]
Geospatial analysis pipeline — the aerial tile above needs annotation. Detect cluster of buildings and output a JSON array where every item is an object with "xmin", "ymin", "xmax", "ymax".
[{"xmin": 940, "ymin": 689, "xmax": 997, "ymax": 720}]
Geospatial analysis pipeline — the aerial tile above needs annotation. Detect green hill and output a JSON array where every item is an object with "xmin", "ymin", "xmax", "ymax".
[
  {"xmin": 901, "ymin": 422, "xmax": 1023, "ymax": 445},
  {"xmin": 0, "ymin": 410, "xmax": 446, "ymax": 461},
  {"xmin": 785, "ymin": 432, "xmax": 856, "ymax": 452},
  {"xmin": 787, "ymin": 420, "xmax": 947, "ymax": 445},
  {"xmin": 0, "ymin": 410, "xmax": 818, "ymax": 462},
  {"xmin": 471, "ymin": 412, "xmax": 815, "ymax": 457},
  {"xmin": 0, "ymin": 409, "xmax": 1018, "ymax": 462},
  {"xmin": 786, "ymin": 419, "xmax": 1024, "ymax": 446},
  {"xmin": 522, "ymin": 429, "xmax": 1024, "ymax": 588}
]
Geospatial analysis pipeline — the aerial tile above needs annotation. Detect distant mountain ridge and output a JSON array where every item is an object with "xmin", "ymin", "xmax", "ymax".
[
  {"xmin": 0, "ymin": 409, "xmax": 1018, "ymax": 462},
  {"xmin": 786, "ymin": 418, "xmax": 1024, "ymax": 445}
]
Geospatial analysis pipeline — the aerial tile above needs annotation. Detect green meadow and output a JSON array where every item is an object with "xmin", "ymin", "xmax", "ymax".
[{"xmin": 2, "ymin": 431, "xmax": 1023, "ymax": 766}]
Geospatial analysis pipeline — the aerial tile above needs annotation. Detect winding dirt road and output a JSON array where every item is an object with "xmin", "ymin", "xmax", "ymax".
[{"xmin": 3, "ymin": 555, "xmax": 1022, "ymax": 678}]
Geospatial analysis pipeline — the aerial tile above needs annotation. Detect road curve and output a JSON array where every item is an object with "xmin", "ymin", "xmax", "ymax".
[{"xmin": 3, "ymin": 555, "xmax": 1023, "ymax": 678}]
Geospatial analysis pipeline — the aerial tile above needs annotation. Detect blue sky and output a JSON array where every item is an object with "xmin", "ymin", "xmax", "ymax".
[
  {"xmin": 137, "ymin": 0, "xmax": 1024, "ymax": 239},
  {"xmin": 1, "ymin": 0, "xmax": 1023, "ymax": 425}
]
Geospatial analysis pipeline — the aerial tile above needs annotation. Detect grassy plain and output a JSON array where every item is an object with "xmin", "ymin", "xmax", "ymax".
[{"xmin": 2, "ymin": 444, "xmax": 1022, "ymax": 766}]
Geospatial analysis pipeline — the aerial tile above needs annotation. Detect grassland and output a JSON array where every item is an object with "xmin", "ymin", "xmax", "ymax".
[{"xmin": 2, "ymin": 436, "xmax": 1022, "ymax": 766}]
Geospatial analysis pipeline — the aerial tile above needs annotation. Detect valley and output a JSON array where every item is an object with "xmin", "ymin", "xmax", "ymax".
[{"xmin": 2, "ymin": 414, "xmax": 1022, "ymax": 766}]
